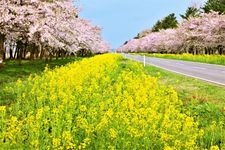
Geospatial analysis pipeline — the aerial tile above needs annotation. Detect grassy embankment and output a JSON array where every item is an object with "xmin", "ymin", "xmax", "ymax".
[
  {"xmin": 0, "ymin": 58, "xmax": 80, "ymax": 105},
  {"xmin": 129, "ymin": 52, "xmax": 225, "ymax": 148},
  {"xmin": 0, "ymin": 54, "xmax": 225, "ymax": 149},
  {"xmin": 139, "ymin": 55, "xmax": 225, "ymax": 149}
]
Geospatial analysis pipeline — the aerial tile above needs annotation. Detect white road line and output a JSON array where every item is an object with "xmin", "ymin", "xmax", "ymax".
[
  {"xmin": 124, "ymin": 55, "xmax": 225, "ymax": 87},
  {"xmin": 192, "ymin": 66, "xmax": 207, "ymax": 70},
  {"xmin": 146, "ymin": 62, "xmax": 225, "ymax": 87},
  {"xmin": 176, "ymin": 63, "xmax": 185, "ymax": 66}
]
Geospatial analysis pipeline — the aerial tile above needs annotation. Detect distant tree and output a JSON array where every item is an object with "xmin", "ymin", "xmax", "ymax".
[
  {"xmin": 203, "ymin": 0, "xmax": 225, "ymax": 14},
  {"xmin": 123, "ymin": 41, "xmax": 128, "ymax": 45},
  {"xmin": 161, "ymin": 13, "xmax": 178, "ymax": 29},
  {"xmin": 118, "ymin": 12, "xmax": 225, "ymax": 55},
  {"xmin": 152, "ymin": 20, "xmax": 163, "ymax": 32},
  {"xmin": 134, "ymin": 29, "xmax": 152, "ymax": 39},
  {"xmin": 152, "ymin": 13, "xmax": 178, "ymax": 32},
  {"xmin": 180, "ymin": 6, "xmax": 200, "ymax": 20},
  {"xmin": 134, "ymin": 35, "xmax": 139, "ymax": 39}
]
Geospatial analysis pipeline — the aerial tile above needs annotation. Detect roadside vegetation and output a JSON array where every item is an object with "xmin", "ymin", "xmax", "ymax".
[
  {"xmin": 0, "ymin": 57, "xmax": 80, "ymax": 105},
  {"xmin": 2, "ymin": 0, "xmax": 225, "ymax": 149},
  {"xmin": 0, "ymin": 54, "xmax": 224, "ymax": 149},
  {"xmin": 143, "ymin": 61, "xmax": 225, "ymax": 106},
  {"xmin": 142, "ymin": 59, "xmax": 225, "ymax": 149}
]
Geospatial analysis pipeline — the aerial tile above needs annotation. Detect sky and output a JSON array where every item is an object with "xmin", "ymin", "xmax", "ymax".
[{"xmin": 79, "ymin": 0, "xmax": 206, "ymax": 49}]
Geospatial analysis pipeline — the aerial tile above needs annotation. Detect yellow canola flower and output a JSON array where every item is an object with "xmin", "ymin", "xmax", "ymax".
[
  {"xmin": 210, "ymin": 145, "xmax": 220, "ymax": 150},
  {"xmin": 0, "ymin": 54, "xmax": 210, "ymax": 149},
  {"xmin": 52, "ymin": 138, "xmax": 61, "ymax": 148},
  {"xmin": 62, "ymin": 131, "xmax": 75, "ymax": 149},
  {"xmin": 30, "ymin": 140, "xmax": 39, "ymax": 149},
  {"xmin": 109, "ymin": 128, "xmax": 118, "ymax": 139},
  {"xmin": 78, "ymin": 137, "xmax": 91, "ymax": 149},
  {"xmin": 79, "ymin": 105, "xmax": 87, "ymax": 112},
  {"xmin": 0, "ymin": 106, "xmax": 6, "ymax": 113},
  {"xmin": 164, "ymin": 146, "xmax": 174, "ymax": 150}
]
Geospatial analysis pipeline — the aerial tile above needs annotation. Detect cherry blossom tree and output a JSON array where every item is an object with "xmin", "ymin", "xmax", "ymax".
[
  {"xmin": 178, "ymin": 11, "xmax": 225, "ymax": 54},
  {"xmin": 118, "ymin": 12, "xmax": 225, "ymax": 55},
  {"xmin": 117, "ymin": 29, "xmax": 183, "ymax": 53},
  {"xmin": 0, "ymin": 0, "xmax": 109, "ymax": 65}
]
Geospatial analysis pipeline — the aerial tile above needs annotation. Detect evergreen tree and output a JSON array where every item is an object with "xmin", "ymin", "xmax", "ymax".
[
  {"xmin": 203, "ymin": 0, "xmax": 225, "ymax": 14},
  {"xmin": 152, "ymin": 20, "xmax": 162, "ymax": 32},
  {"xmin": 152, "ymin": 13, "xmax": 178, "ymax": 32},
  {"xmin": 180, "ymin": 6, "xmax": 200, "ymax": 20}
]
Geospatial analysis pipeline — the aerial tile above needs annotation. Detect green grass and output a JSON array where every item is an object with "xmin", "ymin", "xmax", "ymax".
[
  {"xmin": 0, "ymin": 58, "xmax": 81, "ymax": 105},
  {"xmin": 138, "ymin": 53, "xmax": 225, "ymax": 66},
  {"xmin": 143, "ymin": 64, "xmax": 225, "ymax": 107}
]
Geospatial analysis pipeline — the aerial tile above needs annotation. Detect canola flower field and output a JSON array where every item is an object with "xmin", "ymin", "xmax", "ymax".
[
  {"xmin": 0, "ymin": 54, "xmax": 224, "ymax": 149},
  {"xmin": 140, "ymin": 53, "xmax": 225, "ymax": 66}
]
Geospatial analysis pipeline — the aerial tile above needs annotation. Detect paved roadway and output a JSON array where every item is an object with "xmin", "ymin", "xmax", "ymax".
[{"xmin": 123, "ymin": 53, "xmax": 225, "ymax": 86}]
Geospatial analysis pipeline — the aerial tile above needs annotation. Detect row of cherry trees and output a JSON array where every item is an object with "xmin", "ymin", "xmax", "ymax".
[
  {"xmin": 117, "ymin": 12, "xmax": 225, "ymax": 55},
  {"xmin": 0, "ymin": 0, "xmax": 110, "ymax": 65}
]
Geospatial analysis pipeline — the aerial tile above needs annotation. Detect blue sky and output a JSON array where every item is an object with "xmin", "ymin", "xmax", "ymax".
[{"xmin": 79, "ymin": 0, "xmax": 206, "ymax": 49}]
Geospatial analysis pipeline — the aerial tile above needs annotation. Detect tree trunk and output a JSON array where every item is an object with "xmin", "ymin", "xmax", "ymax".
[
  {"xmin": 16, "ymin": 41, "xmax": 23, "ymax": 65},
  {"xmin": 65, "ymin": 52, "xmax": 69, "ymax": 59},
  {"xmin": 35, "ymin": 44, "xmax": 39, "ymax": 59},
  {"xmin": 193, "ymin": 48, "xmax": 196, "ymax": 55},
  {"xmin": 0, "ymin": 34, "xmax": 5, "ymax": 67},
  {"xmin": 61, "ymin": 51, "xmax": 64, "ymax": 58},
  {"xmin": 18, "ymin": 48, "xmax": 22, "ymax": 65},
  {"xmin": 45, "ymin": 47, "xmax": 49, "ymax": 62},
  {"xmin": 30, "ymin": 44, "xmax": 35, "ymax": 61},
  {"xmin": 30, "ymin": 49, "xmax": 35, "ymax": 60},
  {"xmin": 219, "ymin": 47, "xmax": 222, "ymax": 55},
  {"xmin": 40, "ymin": 44, "xmax": 45, "ymax": 60},
  {"xmin": 207, "ymin": 48, "xmax": 210, "ymax": 55},
  {"xmin": 203, "ymin": 48, "xmax": 206, "ymax": 55},
  {"xmin": 82, "ymin": 49, "xmax": 84, "ymax": 57},
  {"xmin": 185, "ymin": 47, "xmax": 189, "ymax": 53},
  {"xmin": 3, "ymin": 49, "xmax": 6, "ymax": 60},
  {"xmin": 9, "ymin": 48, "xmax": 13, "ymax": 59},
  {"xmin": 9, "ymin": 42, "xmax": 14, "ymax": 59},
  {"xmin": 56, "ymin": 50, "xmax": 59, "ymax": 60},
  {"xmin": 49, "ymin": 52, "xmax": 53, "ymax": 61}
]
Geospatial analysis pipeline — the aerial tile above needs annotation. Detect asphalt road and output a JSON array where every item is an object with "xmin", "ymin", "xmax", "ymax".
[{"xmin": 123, "ymin": 53, "xmax": 225, "ymax": 86}]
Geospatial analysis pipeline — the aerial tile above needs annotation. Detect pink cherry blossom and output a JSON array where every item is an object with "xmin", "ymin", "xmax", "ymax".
[
  {"xmin": 0, "ymin": 0, "xmax": 109, "ymax": 63},
  {"xmin": 117, "ymin": 12, "xmax": 225, "ymax": 54}
]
